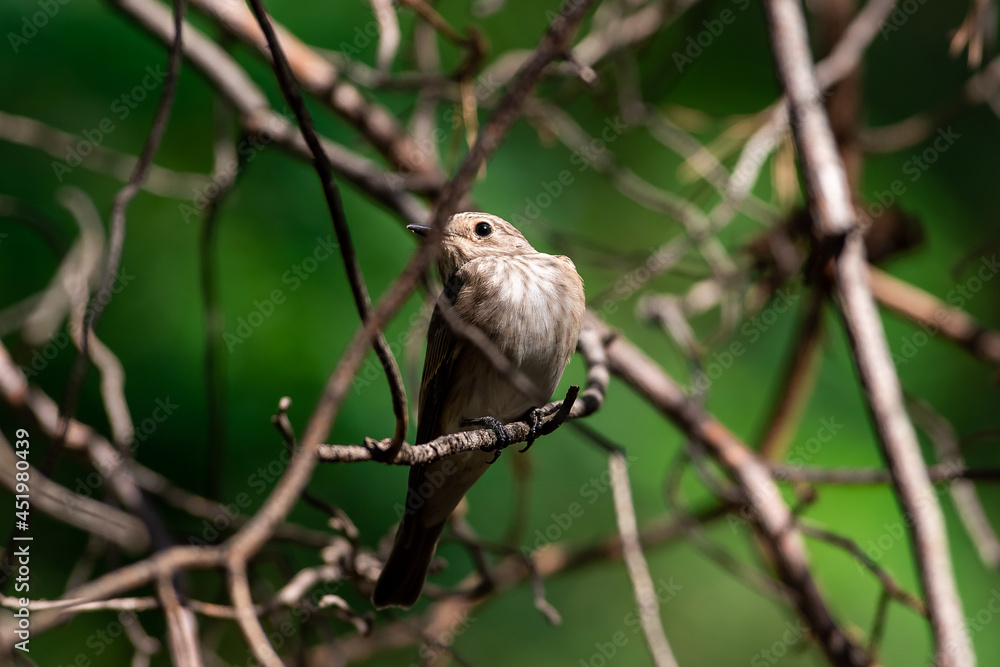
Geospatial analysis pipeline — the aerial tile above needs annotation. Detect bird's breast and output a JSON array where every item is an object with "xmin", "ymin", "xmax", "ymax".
[{"xmin": 457, "ymin": 253, "xmax": 585, "ymax": 402}]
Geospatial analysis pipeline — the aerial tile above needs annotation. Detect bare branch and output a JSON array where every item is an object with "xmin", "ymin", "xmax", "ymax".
[
  {"xmin": 756, "ymin": 291, "xmax": 826, "ymax": 460},
  {"xmin": 724, "ymin": 0, "xmax": 898, "ymax": 216},
  {"xmin": 319, "ymin": 319, "xmax": 607, "ymax": 464},
  {"xmin": 309, "ymin": 503, "xmax": 730, "ymax": 665},
  {"xmin": 861, "ymin": 56, "xmax": 1000, "ymax": 152},
  {"xmin": 949, "ymin": 0, "xmax": 995, "ymax": 68},
  {"xmin": 0, "ymin": 110, "xmax": 207, "ymax": 199},
  {"xmin": 61, "ymin": 0, "xmax": 189, "ymax": 461},
  {"xmin": 247, "ymin": 0, "xmax": 408, "ymax": 457},
  {"xmin": 227, "ymin": 561, "xmax": 282, "ymax": 667},
  {"xmin": 109, "ymin": 0, "xmax": 429, "ymax": 225},
  {"xmin": 157, "ymin": 573, "xmax": 203, "ymax": 666},
  {"xmin": 763, "ymin": 1, "xmax": 974, "ymax": 663},
  {"xmin": 771, "ymin": 463, "xmax": 1000, "ymax": 485},
  {"xmin": 188, "ymin": 0, "xmax": 441, "ymax": 179},
  {"xmin": 0, "ymin": 430, "xmax": 149, "ymax": 552},
  {"xmin": 799, "ymin": 523, "xmax": 926, "ymax": 617},
  {"xmin": 602, "ymin": 319, "xmax": 871, "ymax": 666},
  {"xmin": 0, "ymin": 340, "xmax": 172, "ymax": 554},
  {"xmin": 908, "ymin": 398, "xmax": 1000, "ymax": 569},
  {"xmin": 371, "ymin": 0, "xmax": 401, "ymax": 73},
  {"xmin": 609, "ymin": 450, "xmax": 679, "ymax": 667},
  {"xmin": 870, "ymin": 265, "xmax": 1000, "ymax": 366}
]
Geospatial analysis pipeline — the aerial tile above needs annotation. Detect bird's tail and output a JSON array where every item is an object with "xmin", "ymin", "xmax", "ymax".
[
  {"xmin": 372, "ymin": 514, "xmax": 447, "ymax": 609},
  {"xmin": 373, "ymin": 451, "xmax": 492, "ymax": 608}
]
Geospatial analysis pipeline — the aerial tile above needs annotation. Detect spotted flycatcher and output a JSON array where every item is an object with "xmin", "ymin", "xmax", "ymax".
[{"xmin": 372, "ymin": 212, "xmax": 586, "ymax": 608}]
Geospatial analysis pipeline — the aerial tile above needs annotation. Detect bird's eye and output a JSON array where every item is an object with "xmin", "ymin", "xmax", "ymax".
[{"xmin": 474, "ymin": 222, "xmax": 493, "ymax": 237}]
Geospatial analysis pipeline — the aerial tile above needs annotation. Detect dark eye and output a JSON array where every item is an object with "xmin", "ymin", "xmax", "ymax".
[{"xmin": 474, "ymin": 222, "xmax": 493, "ymax": 237}]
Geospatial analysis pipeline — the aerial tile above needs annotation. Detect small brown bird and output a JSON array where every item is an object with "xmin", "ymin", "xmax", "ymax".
[{"xmin": 372, "ymin": 212, "xmax": 586, "ymax": 609}]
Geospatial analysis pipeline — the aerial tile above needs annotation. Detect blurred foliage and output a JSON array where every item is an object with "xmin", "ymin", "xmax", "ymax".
[{"xmin": 1, "ymin": 0, "xmax": 999, "ymax": 665}]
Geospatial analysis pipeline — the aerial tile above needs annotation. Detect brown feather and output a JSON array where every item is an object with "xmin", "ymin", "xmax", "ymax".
[{"xmin": 373, "ymin": 212, "xmax": 585, "ymax": 609}]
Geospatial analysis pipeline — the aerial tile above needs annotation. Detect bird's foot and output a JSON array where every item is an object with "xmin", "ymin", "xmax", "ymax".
[
  {"xmin": 462, "ymin": 416, "xmax": 509, "ymax": 464},
  {"xmin": 519, "ymin": 408, "xmax": 545, "ymax": 453}
]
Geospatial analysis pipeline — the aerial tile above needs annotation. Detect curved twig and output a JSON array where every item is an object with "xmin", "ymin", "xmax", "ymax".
[{"xmin": 247, "ymin": 0, "xmax": 408, "ymax": 458}]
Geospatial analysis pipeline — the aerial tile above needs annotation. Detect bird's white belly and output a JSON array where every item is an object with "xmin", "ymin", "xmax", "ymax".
[{"xmin": 456, "ymin": 254, "xmax": 580, "ymax": 422}]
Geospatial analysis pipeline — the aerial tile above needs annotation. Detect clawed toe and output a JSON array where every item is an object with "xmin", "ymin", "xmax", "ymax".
[
  {"xmin": 519, "ymin": 407, "xmax": 544, "ymax": 453},
  {"xmin": 462, "ymin": 416, "xmax": 510, "ymax": 464}
]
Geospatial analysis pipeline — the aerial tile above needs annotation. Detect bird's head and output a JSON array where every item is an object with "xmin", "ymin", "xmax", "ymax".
[{"xmin": 407, "ymin": 212, "xmax": 535, "ymax": 280}]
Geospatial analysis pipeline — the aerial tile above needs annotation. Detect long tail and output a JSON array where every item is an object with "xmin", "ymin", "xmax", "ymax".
[
  {"xmin": 372, "ymin": 513, "xmax": 447, "ymax": 609},
  {"xmin": 372, "ymin": 451, "xmax": 492, "ymax": 608}
]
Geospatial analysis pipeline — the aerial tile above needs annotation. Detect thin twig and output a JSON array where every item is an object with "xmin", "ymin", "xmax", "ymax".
[
  {"xmin": 58, "ymin": 0, "xmax": 189, "ymax": 466},
  {"xmin": 771, "ymin": 463, "xmax": 1000, "ymax": 485},
  {"xmin": 157, "ymin": 573, "xmax": 203, "ymax": 666},
  {"xmin": 109, "ymin": 0, "xmax": 428, "ymax": 225},
  {"xmin": 723, "ymin": 0, "xmax": 898, "ymax": 222},
  {"xmin": 609, "ymin": 451, "xmax": 679, "ymax": 667},
  {"xmin": 799, "ymin": 523, "xmax": 926, "ymax": 616},
  {"xmin": 188, "ymin": 0, "xmax": 442, "ymax": 180},
  {"xmin": 247, "ymin": 0, "xmax": 409, "ymax": 457},
  {"xmin": 227, "ymin": 561, "xmax": 282, "ymax": 667},
  {"xmin": 870, "ymin": 266, "xmax": 1000, "ymax": 366},
  {"xmin": 757, "ymin": 289, "xmax": 826, "ymax": 460},
  {"xmin": 602, "ymin": 317, "xmax": 871, "ymax": 667},
  {"xmin": 860, "ymin": 56, "xmax": 1000, "ymax": 153},
  {"xmin": 0, "ymin": 110, "xmax": 207, "ymax": 199},
  {"xmin": 319, "ymin": 385, "xmax": 583, "ymax": 465},
  {"xmin": 908, "ymin": 397, "xmax": 1000, "ymax": 569},
  {"xmin": 0, "ymin": 340, "xmax": 173, "ymax": 556},
  {"xmin": 371, "ymin": 0, "xmax": 401, "ymax": 73}
]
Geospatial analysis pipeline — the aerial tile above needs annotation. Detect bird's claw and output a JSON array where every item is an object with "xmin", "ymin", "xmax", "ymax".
[
  {"xmin": 519, "ymin": 408, "xmax": 544, "ymax": 453},
  {"xmin": 462, "ymin": 416, "xmax": 509, "ymax": 464}
]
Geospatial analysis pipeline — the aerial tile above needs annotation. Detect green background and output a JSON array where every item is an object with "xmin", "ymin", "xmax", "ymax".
[{"xmin": 1, "ymin": 0, "xmax": 999, "ymax": 665}]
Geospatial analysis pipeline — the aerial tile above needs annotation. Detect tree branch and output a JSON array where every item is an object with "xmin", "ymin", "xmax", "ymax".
[
  {"xmin": 763, "ymin": 1, "xmax": 974, "ymax": 663},
  {"xmin": 602, "ymin": 318, "xmax": 872, "ymax": 667}
]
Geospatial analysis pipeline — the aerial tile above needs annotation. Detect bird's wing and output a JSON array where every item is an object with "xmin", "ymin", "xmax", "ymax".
[{"xmin": 415, "ymin": 274, "xmax": 466, "ymax": 445}]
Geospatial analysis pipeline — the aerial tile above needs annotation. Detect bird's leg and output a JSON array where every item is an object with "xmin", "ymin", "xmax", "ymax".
[
  {"xmin": 519, "ymin": 407, "xmax": 545, "ymax": 453},
  {"xmin": 462, "ymin": 416, "xmax": 510, "ymax": 464}
]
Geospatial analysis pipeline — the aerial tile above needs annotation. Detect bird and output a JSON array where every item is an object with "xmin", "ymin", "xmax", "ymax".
[{"xmin": 372, "ymin": 212, "xmax": 586, "ymax": 609}]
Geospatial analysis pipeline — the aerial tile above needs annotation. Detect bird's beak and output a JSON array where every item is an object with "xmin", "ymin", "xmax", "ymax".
[{"xmin": 406, "ymin": 224, "xmax": 432, "ymax": 237}]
